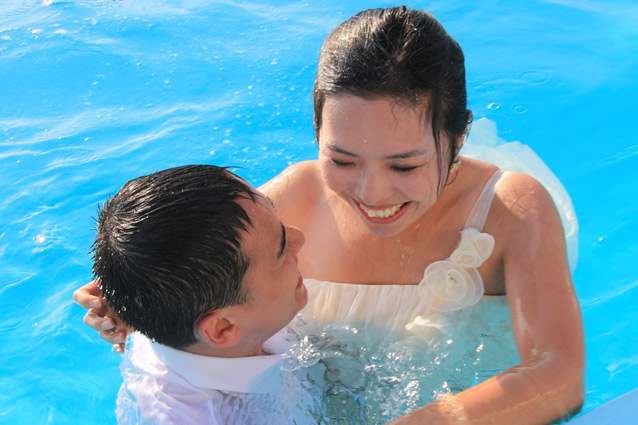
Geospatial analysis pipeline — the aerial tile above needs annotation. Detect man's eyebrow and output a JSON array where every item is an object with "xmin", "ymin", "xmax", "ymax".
[
  {"xmin": 278, "ymin": 223, "xmax": 286, "ymax": 259},
  {"xmin": 326, "ymin": 143, "xmax": 428, "ymax": 159},
  {"xmin": 264, "ymin": 195, "xmax": 276, "ymax": 208}
]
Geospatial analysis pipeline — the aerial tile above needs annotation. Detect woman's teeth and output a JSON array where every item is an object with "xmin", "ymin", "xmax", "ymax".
[{"xmin": 360, "ymin": 203, "xmax": 404, "ymax": 218}]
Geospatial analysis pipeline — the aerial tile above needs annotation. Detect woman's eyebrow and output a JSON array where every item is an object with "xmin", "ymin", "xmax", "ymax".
[
  {"xmin": 326, "ymin": 144, "xmax": 356, "ymax": 156},
  {"xmin": 326, "ymin": 143, "xmax": 428, "ymax": 159},
  {"xmin": 385, "ymin": 149, "xmax": 429, "ymax": 159}
]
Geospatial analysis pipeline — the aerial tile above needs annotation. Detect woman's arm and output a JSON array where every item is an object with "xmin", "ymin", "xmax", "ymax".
[
  {"xmin": 388, "ymin": 173, "xmax": 585, "ymax": 425},
  {"xmin": 73, "ymin": 280, "xmax": 133, "ymax": 353}
]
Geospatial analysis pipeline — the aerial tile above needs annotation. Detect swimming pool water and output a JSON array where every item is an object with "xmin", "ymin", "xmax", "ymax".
[{"xmin": 1, "ymin": 1, "xmax": 637, "ymax": 423}]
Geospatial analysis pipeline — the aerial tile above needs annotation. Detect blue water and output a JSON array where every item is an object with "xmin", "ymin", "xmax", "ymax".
[{"xmin": 1, "ymin": 0, "xmax": 637, "ymax": 423}]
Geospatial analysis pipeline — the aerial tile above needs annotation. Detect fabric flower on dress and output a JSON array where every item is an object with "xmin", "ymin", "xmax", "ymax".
[
  {"xmin": 417, "ymin": 228, "xmax": 494, "ymax": 312},
  {"xmin": 449, "ymin": 228, "xmax": 495, "ymax": 268}
]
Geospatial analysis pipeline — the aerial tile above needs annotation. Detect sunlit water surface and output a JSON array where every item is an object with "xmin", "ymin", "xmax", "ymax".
[{"xmin": 1, "ymin": 0, "xmax": 637, "ymax": 423}]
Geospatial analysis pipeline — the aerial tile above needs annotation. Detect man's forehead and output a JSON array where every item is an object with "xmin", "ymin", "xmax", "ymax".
[
  {"xmin": 243, "ymin": 184, "xmax": 274, "ymax": 208},
  {"xmin": 237, "ymin": 191, "xmax": 278, "ymax": 235}
]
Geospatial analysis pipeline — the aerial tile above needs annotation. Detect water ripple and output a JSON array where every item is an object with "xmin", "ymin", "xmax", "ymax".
[
  {"xmin": 581, "ymin": 279, "xmax": 638, "ymax": 308},
  {"xmin": 520, "ymin": 70, "xmax": 551, "ymax": 86}
]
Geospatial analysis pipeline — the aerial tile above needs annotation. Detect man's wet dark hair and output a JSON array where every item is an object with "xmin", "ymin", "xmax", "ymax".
[
  {"xmin": 92, "ymin": 165, "xmax": 256, "ymax": 349},
  {"xmin": 314, "ymin": 6, "xmax": 471, "ymax": 192}
]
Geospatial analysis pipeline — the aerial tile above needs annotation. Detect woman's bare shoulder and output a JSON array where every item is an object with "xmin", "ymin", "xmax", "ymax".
[
  {"xmin": 259, "ymin": 160, "xmax": 323, "ymax": 224},
  {"xmin": 491, "ymin": 171, "xmax": 566, "ymax": 258},
  {"xmin": 259, "ymin": 160, "xmax": 321, "ymax": 198},
  {"xmin": 496, "ymin": 172, "xmax": 558, "ymax": 222}
]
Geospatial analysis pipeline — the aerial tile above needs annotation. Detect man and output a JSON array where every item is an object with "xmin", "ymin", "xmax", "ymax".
[{"xmin": 90, "ymin": 165, "xmax": 307, "ymax": 424}]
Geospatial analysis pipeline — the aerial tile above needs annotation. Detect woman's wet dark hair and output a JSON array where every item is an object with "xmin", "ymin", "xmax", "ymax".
[{"xmin": 313, "ymin": 6, "xmax": 471, "ymax": 191}]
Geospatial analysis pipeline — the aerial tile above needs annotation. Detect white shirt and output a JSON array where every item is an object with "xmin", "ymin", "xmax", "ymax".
[{"xmin": 116, "ymin": 331, "xmax": 290, "ymax": 425}]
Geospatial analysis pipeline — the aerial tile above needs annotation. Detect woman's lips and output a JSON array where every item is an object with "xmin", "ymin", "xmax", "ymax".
[{"xmin": 354, "ymin": 200, "xmax": 410, "ymax": 223}]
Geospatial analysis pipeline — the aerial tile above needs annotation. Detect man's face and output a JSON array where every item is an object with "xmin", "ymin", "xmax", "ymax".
[{"xmin": 235, "ymin": 192, "xmax": 307, "ymax": 345}]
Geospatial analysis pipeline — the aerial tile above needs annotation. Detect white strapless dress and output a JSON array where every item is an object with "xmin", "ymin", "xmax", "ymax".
[{"xmin": 298, "ymin": 118, "xmax": 578, "ymax": 335}]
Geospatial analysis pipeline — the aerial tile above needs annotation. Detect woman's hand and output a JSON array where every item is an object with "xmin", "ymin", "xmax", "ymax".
[{"xmin": 73, "ymin": 279, "xmax": 132, "ymax": 353}]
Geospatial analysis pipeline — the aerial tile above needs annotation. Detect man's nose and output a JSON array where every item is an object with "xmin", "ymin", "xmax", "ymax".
[{"xmin": 285, "ymin": 225, "xmax": 305, "ymax": 254}]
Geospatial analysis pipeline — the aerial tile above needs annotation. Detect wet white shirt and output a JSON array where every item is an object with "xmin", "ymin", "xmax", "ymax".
[{"xmin": 116, "ymin": 331, "xmax": 289, "ymax": 425}]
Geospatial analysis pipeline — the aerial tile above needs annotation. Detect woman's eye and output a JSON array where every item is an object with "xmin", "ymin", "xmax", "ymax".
[
  {"xmin": 330, "ymin": 159, "xmax": 354, "ymax": 168},
  {"xmin": 391, "ymin": 165, "xmax": 418, "ymax": 173}
]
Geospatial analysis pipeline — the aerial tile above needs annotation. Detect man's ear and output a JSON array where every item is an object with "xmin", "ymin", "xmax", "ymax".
[{"xmin": 196, "ymin": 309, "xmax": 243, "ymax": 348}]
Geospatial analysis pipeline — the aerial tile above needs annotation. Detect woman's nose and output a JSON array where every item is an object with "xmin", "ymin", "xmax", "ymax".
[{"xmin": 355, "ymin": 170, "xmax": 392, "ymax": 205}]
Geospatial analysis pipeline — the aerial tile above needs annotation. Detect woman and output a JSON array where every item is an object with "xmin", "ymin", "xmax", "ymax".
[{"xmin": 76, "ymin": 7, "xmax": 584, "ymax": 424}]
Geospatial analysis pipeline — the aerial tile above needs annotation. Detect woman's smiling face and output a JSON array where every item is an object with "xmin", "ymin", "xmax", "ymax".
[{"xmin": 318, "ymin": 94, "xmax": 451, "ymax": 237}]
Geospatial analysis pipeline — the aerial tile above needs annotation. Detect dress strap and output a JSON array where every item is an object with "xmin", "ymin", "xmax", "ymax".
[{"xmin": 464, "ymin": 169, "xmax": 508, "ymax": 231}]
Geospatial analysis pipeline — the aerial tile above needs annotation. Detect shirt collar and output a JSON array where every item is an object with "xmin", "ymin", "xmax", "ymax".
[{"xmin": 138, "ymin": 330, "xmax": 288, "ymax": 394}]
